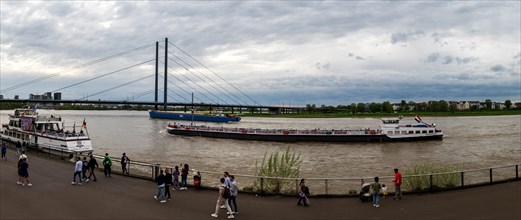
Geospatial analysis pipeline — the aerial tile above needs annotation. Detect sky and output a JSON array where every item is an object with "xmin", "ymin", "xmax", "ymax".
[{"xmin": 1, "ymin": 1, "xmax": 520, "ymax": 106}]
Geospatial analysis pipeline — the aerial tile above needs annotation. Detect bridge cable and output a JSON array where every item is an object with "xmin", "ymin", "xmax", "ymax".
[
  {"xmin": 166, "ymin": 50, "xmax": 246, "ymax": 106},
  {"xmin": 79, "ymin": 74, "xmax": 154, "ymax": 100},
  {"xmin": 51, "ymin": 59, "xmax": 155, "ymax": 93},
  {"xmin": 169, "ymin": 42, "xmax": 261, "ymax": 106},
  {"xmin": 1, "ymin": 43, "xmax": 156, "ymax": 93}
]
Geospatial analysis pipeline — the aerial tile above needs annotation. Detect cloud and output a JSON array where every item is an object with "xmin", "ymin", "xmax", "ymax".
[
  {"xmin": 490, "ymin": 65, "xmax": 506, "ymax": 72},
  {"xmin": 390, "ymin": 31, "xmax": 425, "ymax": 44},
  {"xmin": 1, "ymin": 1, "xmax": 520, "ymax": 105}
]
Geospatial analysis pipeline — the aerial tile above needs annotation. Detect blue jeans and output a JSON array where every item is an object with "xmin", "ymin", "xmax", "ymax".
[
  {"xmin": 372, "ymin": 193, "xmax": 380, "ymax": 205},
  {"xmin": 73, "ymin": 171, "xmax": 82, "ymax": 183},
  {"xmin": 181, "ymin": 175, "xmax": 187, "ymax": 188},
  {"xmin": 228, "ymin": 195, "xmax": 238, "ymax": 212},
  {"xmin": 156, "ymin": 185, "xmax": 165, "ymax": 200}
]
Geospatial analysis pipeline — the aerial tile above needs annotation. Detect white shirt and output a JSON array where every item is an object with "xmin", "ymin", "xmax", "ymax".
[
  {"xmin": 19, "ymin": 154, "xmax": 27, "ymax": 160},
  {"xmin": 75, "ymin": 160, "xmax": 83, "ymax": 172}
]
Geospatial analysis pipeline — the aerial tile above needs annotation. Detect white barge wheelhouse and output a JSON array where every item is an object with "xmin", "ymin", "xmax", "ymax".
[
  {"xmin": 1, "ymin": 108, "xmax": 93, "ymax": 157},
  {"xmin": 166, "ymin": 117, "xmax": 443, "ymax": 142}
]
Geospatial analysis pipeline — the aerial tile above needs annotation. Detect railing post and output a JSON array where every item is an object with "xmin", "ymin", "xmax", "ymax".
[
  {"xmin": 260, "ymin": 177, "xmax": 264, "ymax": 194},
  {"xmin": 325, "ymin": 179, "xmax": 328, "ymax": 195},
  {"xmin": 48, "ymin": 146, "xmax": 51, "ymax": 159},
  {"xmin": 461, "ymin": 172, "xmax": 464, "ymax": 188},
  {"xmin": 429, "ymin": 175, "xmax": 433, "ymax": 192},
  {"xmin": 489, "ymin": 168, "xmax": 493, "ymax": 184},
  {"xmin": 516, "ymin": 164, "xmax": 519, "ymax": 179}
]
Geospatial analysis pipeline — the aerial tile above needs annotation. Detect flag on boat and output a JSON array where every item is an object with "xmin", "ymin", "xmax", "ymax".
[
  {"xmin": 415, "ymin": 115, "xmax": 422, "ymax": 123},
  {"xmin": 82, "ymin": 118, "xmax": 87, "ymax": 128}
]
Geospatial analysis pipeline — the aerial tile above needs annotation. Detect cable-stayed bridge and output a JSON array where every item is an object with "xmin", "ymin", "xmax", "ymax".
[{"xmin": 0, "ymin": 38, "xmax": 303, "ymax": 113}]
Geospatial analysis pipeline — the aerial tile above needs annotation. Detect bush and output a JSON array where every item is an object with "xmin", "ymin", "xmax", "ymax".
[
  {"xmin": 403, "ymin": 163, "xmax": 459, "ymax": 191},
  {"xmin": 253, "ymin": 146, "xmax": 302, "ymax": 193}
]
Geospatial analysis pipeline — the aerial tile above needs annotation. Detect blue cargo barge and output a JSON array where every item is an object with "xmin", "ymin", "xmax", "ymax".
[{"xmin": 149, "ymin": 110, "xmax": 241, "ymax": 123}]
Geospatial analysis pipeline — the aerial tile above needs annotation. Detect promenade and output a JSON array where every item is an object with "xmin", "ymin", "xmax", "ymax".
[{"xmin": 1, "ymin": 151, "xmax": 520, "ymax": 220}]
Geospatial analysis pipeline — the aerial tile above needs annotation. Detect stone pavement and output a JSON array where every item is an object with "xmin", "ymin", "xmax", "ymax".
[{"xmin": 1, "ymin": 151, "xmax": 520, "ymax": 220}]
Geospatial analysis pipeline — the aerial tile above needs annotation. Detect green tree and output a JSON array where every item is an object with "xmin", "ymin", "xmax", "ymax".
[
  {"xmin": 399, "ymin": 100, "xmax": 409, "ymax": 111},
  {"xmin": 438, "ymin": 100, "xmax": 448, "ymax": 112},
  {"xmin": 382, "ymin": 101, "xmax": 393, "ymax": 113},
  {"xmin": 485, "ymin": 99, "xmax": 493, "ymax": 110},
  {"xmin": 505, "ymin": 100, "xmax": 512, "ymax": 109},
  {"xmin": 357, "ymin": 103, "xmax": 366, "ymax": 113},
  {"xmin": 349, "ymin": 103, "xmax": 357, "ymax": 115},
  {"xmin": 428, "ymin": 101, "xmax": 439, "ymax": 112}
]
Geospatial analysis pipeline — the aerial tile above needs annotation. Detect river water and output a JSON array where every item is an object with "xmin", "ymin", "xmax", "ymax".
[{"xmin": 1, "ymin": 110, "xmax": 520, "ymax": 179}]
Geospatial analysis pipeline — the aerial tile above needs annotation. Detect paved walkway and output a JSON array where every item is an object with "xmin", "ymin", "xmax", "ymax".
[{"xmin": 1, "ymin": 151, "xmax": 520, "ymax": 220}]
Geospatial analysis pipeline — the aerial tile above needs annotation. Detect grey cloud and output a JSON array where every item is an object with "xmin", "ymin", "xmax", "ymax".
[
  {"xmin": 391, "ymin": 31, "xmax": 425, "ymax": 44},
  {"xmin": 455, "ymin": 57, "xmax": 478, "ymax": 65},
  {"xmin": 443, "ymin": 56, "xmax": 453, "ymax": 64},
  {"xmin": 355, "ymin": 56, "xmax": 364, "ymax": 60},
  {"xmin": 490, "ymin": 65, "xmax": 506, "ymax": 72},
  {"xmin": 426, "ymin": 53, "xmax": 440, "ymax": 62}
]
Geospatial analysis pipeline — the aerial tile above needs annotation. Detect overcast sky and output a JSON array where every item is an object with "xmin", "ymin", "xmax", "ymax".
[{"xmin": 1, "ymin": 1, "xmax": 520, "ymax": 106}]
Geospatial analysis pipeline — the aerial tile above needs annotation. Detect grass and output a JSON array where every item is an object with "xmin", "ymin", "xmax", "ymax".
[
  {"xmin": 403, "ymin": 163, "xmax": 460, "ymax": 191},
  {"xmin": 253, "ymin": 146, "xmax": 302, "ymax": 194}
]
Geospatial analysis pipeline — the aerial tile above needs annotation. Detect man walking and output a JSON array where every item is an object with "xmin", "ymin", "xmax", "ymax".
[
  {"xmin": 102, "ymin": 153, "xmax": 112, "ymax": 177},
  {"xmin": 154, "ymin": 169, "xmax": 167, "ymax": 203},
  {"xmin": 228, "ymin": 175, "xmax": 238, "ymax": 215},
  {"xmin": 1, "ymin": 142, "xmax": 7, "ymax": 161},
  {"xmin": 72, "ymin": 157, "xmax": 83, "ymax": 185},
  {"xmin": 121, "ymin": 153, "xmax": 130, "ymax": 174},
  {"xmin": 86, "ymin": 154, "xmax": 99, "ymax": 182},
  {"xmin": 393, "ymin": 168, "xmax": 403, "ymax": 200}
]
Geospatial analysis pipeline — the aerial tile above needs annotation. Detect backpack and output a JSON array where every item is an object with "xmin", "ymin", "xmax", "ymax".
[{"xmin": 222, "ymin": 186, "xmax": 231, "ymax": 199}]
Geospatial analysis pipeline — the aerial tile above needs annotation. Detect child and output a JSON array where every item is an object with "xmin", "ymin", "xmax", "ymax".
[
  {"xmin": 371, "ymin": 176, "xmax": 382, "ymax": 208},
  {"xmin": 382, "ymin": 184, "xmax": 388, "ymax": 198}
]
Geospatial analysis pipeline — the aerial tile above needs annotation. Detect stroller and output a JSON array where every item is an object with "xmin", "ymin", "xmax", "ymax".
[{"xmin": 359, "ymin": 183, "xmax": 372, "ymax": 202}]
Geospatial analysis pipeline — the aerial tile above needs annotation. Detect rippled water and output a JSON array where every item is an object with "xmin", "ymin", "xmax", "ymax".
[{"xmin": 1, "ymin": 110, "xmax": 520, "ymax": 178}]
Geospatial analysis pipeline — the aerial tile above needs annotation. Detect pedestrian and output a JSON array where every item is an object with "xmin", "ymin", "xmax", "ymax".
[
  {"xmin": 1, "ymin": 142, "xmax": 7, "ymax": 161},
  {"xmin": 221, "ymin": 172, "xmax": 232, "ymax": 209},
  {"xmin": 86, "ymin": 154, "xmax": 99, "ymax": 182},
  {"xmin": 121, "ymin": 153, "xmax": 130, "ymax": 174},
  {"xmin": 382, "ymin": 184, "xmax": 388, "ymax": 198},
  {"xmin": 72, "ymin": 157, "xmax": 83, "ymax": 185},
  {"xmin": 211, "ymin": 177, "xmax": 234, "ymax": 219},
  {"xmin": 371, "ymin": 176, "xmax": 382, "ymax": 207},
  {"xmin": 228, "ymin": 175, "xmax": 238, "ymax": 215},
  {"xmin": 297, "ymin": 178, "xmax": 310, "ymax": 206},
  {"xmin": 18, "ymin": 158, "xmax": 32, "ymax": 186},
  {"xmin": 102, "ymin": 153, "xmax": 112, "ymax": 177},
  {"xmin": 393, "ymin": 168, "xmax": 403, "ymax": 200},
  {"xmin": 82, "ymin": 157, "xmax": 89, "ymax": 182},
  {"xmin": 17, "ymin": 158, "xmax": 23, "ymax": 185},
  {"xmin": 16, "ymin": 140, "xmax": 21, "ymax": 155},
  {"xmin": 181, "ymin": 164, "xmax": 189, "ymax": 190},
  {"xmin": 22, "ymin": 141, "xmax": 27, "ymax": 152},
  {"xmin": 173, "ymin": 165, "xmax": 180, "ymax": 191},
  {"xmin": 165, "ymin": 168, "xmax": 173, "ymax": 200},
  {"xmin": 19, "ymin": 151, "xmax": 27, "ymax": 161},
  {"xmin": 154, "ymin": 169, "xmax": 167, "ymax": 203}
]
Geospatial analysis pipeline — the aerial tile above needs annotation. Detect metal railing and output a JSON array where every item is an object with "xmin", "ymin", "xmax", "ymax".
[{"xmin": 10, "ymin": 142, "xmax": 520, "ymax": 196}]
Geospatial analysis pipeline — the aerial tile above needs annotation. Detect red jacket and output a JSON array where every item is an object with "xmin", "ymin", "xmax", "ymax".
[{"xmin": 393, "ymin": 172, "xmax": 402, "ymax": 186}]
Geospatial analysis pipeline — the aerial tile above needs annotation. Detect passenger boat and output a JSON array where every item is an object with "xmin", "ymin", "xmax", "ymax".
[
  {"xmin": 0, "ymin": 108, "xmax": 93, "ymax": 157},
  {"xmin": 149, "ymin": 110, "xmax": 241, "ymax": 123},
  {"xmin": 166, "ymin": 117, "xmax": 443, "ymax": 142}
]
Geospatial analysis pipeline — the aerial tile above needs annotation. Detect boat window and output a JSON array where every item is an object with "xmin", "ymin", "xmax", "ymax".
[
  {"xmin": 402, "ymin": 131, "xmax": 407, "ymax": 134},
  {"xmin": 394, "ymin": 131, "xmax": 400, "ymax": 134},
  {"xmin": 429, "ymin": 130, "xmax": 434, "ymax": 133},
  {"xmin": 422, "ymin": 130, "xmax": 427, "ymax": 134},
  {"xmin": 408, "ymin": 131, "xmax": 414, "ymax": 134},
  {"xmin": 415, "ymin": 130, "xmax": 420, "ymax": 134},
  {"xmin": 388, "ymin": 131, "xmax": 393, "ymax": 135}
]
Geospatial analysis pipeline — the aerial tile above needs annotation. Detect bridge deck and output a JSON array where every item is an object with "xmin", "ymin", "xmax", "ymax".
[{"xmin": 1, "ymin": 151, "xmax": 519, "ymax": 220}]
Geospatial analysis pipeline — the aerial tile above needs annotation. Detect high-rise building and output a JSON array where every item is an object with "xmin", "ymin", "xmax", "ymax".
[
  {"xmin": 54, "ymin": 92, "xmax": 62, "ymax": 100},
  {"xmin": 14, "ymin": 95, "xmax": 19, "ymax": 100},
  {"xmin": 44, "ymin": 92, "xmax": 52, "ymax": 100}
]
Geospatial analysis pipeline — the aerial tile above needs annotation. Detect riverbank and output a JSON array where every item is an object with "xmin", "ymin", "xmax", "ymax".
[
  {"xmin": 242, "ymin": 110, "xmax": 521, "ymax": 118},
  {"xmin": 1, "ymin": 149, "xmax": 520, "ymax": 220}
]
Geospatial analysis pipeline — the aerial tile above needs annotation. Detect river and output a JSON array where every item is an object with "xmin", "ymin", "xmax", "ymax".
[{"xmin": 1, "ymin": 110, "xmax": 520, "ymax": 179}]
